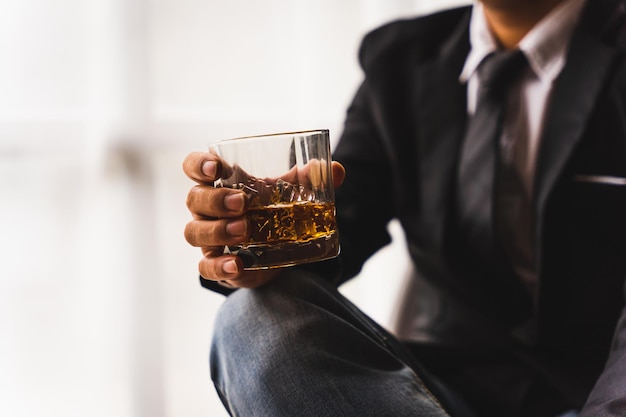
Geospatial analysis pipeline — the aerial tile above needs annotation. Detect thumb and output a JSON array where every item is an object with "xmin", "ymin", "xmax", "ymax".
[{"xmin": 331, "ymin": 161, "xmax": 346, "ymax": 189}]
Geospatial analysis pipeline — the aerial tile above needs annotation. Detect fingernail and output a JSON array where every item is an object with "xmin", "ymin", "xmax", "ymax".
[
  {"xmin": 202, "ymin": 160, "xmax": 217, "ymax": 178},
  {"xmin": 226, "ymin": 219, "xmax": 247, "ymax": 237},
  {"xmin": 224, "ymin": 193, "xmax": 245, "ymax": 212},
  {"xmin": 222, "ymin": 259, "xmax": 238, "ymax": 274}
]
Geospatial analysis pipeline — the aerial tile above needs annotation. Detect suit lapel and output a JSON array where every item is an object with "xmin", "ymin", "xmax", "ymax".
[
  {"xmin": 414, "ymin": 12, "xmax": 470, "ymax": 251},
  {"xmin": 535, "ymin": 2, "xmax": 621, "ymax": 235}
]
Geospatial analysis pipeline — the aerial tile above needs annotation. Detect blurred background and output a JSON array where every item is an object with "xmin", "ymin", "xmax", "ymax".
[{"xmin": 0, "ymin": 0, "xmax": 468, "ymax": 416}]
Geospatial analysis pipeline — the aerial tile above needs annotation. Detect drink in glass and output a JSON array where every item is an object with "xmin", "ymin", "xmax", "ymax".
[{"xmin": 209, "ymin": 130, "xmax": 339, "ymax": 269}]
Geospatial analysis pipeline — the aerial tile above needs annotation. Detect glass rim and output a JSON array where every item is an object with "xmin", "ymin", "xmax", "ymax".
[{"xmin": 210, "ymin": 129, "xmax": 329, "ymax": 146}]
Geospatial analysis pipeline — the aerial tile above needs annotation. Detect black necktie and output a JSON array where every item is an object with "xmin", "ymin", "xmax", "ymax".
[{"xmin": 456, "ymin": 49, "xmax": 528, "ymax": 268}]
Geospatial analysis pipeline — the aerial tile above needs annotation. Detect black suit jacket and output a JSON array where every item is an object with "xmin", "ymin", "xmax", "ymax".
[{"xmin": 331, "ymin": 1, "xmax": 626, "ymax": 415}]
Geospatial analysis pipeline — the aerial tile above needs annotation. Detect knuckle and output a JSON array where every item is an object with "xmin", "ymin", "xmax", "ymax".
[
  {"xmin": 186, "ymin": 186, "xmax": 240, "ymax": 218},
  {"xmin": 199, "ymin": 257, "xmax": 222, "ymax": 281},
  {"xmin": 186, "ymin": 186, "xmax": 202, "ymax": 212},
  {"xmin": 184, "ymin": 220, "xmax": 217, "ymax": 246},
  {"xmin": 183, "ymin": 152, "xmax": 212, "ymax": 183},
  {"xmin": 185, "ymin": 218, "xmax": 243, "ymax": 247},
  {"xmin": 198, "ymin": 258, "xmax": 214, "ymax": 280},
  {"xmin": 184, "ymin": 221, "xmax": 198, "ymax": 245}
]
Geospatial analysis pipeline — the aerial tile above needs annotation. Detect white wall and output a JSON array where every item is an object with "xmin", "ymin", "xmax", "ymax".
[{"xmin": 0, "ymin": 1, "xmax": 469, "ymax": 416}]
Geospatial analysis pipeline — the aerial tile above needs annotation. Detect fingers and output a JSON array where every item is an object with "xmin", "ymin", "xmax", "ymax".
[
  {"xmin": 186, "ymin": 185, "xmax": 247, "ymax": 218},
  {"xmin": 183, "ymin": 151, "xmax": 221, "ymax": 184},
  {"xmin": 184, "ymin": 216, "xmax": 249, "ymax": 248},
  {"xmin": 184, "ymin": 151, "xmax": 257, "ymax": 287},
  {"xmin": 184, "ymin": 151, "xmax": 345, "ymax": 191},
  {"xmin": 198, "ymin": 251, "xmax": 280, "ymax": 288},
  {"xmin": 184, "ymin": 152, "xmax": 345, "ymax": 291},
  {"xmin": 198, "ymin": 249, "xmax": 243, "ymax": 281},
  {"xmin": 197, "ymin": 248, "xmax": 280, "ymax": 288}
]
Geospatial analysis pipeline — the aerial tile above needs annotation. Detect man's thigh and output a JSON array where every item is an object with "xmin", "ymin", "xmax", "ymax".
[{"xmin": 209, "ymin": 269, "xmax": 456, "ymax": 417}]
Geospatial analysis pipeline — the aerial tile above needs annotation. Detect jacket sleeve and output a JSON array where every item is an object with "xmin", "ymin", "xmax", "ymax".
[{"xmin": 330, "ymin": 80, "xmax": 396, "ymax": 284}]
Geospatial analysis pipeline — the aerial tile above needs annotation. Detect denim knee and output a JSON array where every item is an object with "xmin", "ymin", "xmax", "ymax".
[{"xmin": 208, "ymin": 270, "xmax": 451, "ymax": 417}]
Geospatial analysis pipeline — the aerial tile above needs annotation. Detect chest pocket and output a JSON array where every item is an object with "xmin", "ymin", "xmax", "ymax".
[{"xmin": 568, "ymin": 177, "xmax": 626, "ymax": 248}]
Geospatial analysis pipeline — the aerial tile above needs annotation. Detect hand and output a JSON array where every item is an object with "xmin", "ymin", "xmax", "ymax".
[{"xmin": 183, "ymin": 151, "xmax": 346, "ymax": 289}]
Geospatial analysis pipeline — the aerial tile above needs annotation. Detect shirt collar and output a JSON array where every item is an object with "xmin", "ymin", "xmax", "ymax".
[{"xmin": 460, "ymin": 0, "xmax": 587, "ymax": 84}]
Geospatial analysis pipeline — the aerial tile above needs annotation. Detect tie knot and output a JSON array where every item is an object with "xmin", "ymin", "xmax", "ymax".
[{"xmin": 478, "ymin": 49, "xmax": 528, "ymax": 94}]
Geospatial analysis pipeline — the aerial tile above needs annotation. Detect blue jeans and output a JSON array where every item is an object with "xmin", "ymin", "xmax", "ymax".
[
  {"xmin": 209, "ymin": 269, "xmax": 577, "ymax": 417},
  {"xmin": 210, "ymin": 269, "xmax": 473, "ymax": 417}
]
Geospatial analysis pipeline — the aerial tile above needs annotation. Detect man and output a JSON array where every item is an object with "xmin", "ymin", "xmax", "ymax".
[{"xmin": 183, "ymin": 0, "xmax": 626, "ymax": 416}]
